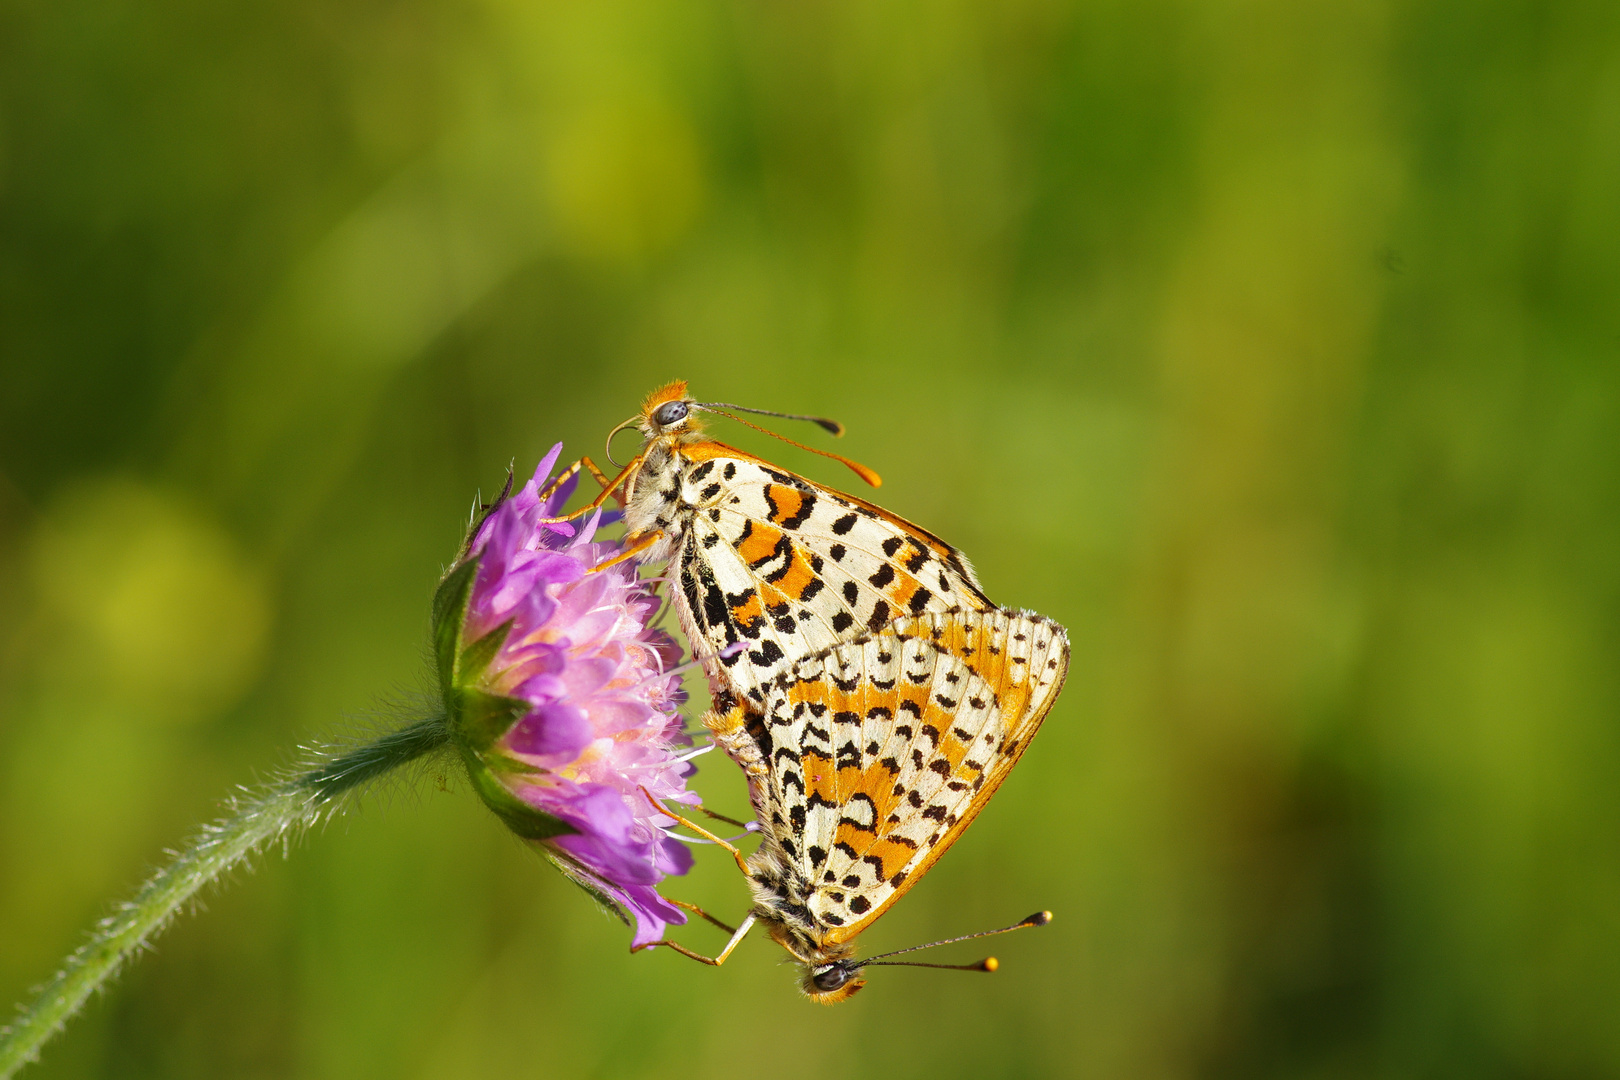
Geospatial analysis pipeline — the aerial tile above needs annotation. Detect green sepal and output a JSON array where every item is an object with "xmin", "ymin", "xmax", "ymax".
[
  {"xmin": 432, "ymin": 555, "xmax": 481, "ymax": 692},
  {"xmin": 456, "ymin": 619, "xmax": 512, "ymax": 689},
  {"xmin": 458, "ymin": 744, "xmax": 574, "ymax": 842},
  {"xmin": 445, "ymin": 686, "xmax": 527, "ymax": 753}
]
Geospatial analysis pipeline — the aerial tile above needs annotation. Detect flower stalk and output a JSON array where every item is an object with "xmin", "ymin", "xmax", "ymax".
[{"xmin": 0, "ymin": 716, "xmax": 450, "ymax": 1080}]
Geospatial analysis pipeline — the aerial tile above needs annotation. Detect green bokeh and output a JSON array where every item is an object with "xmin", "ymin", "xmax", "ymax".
[{"xmin": 3, "ymin": 1, "xmax": 1618, "ymax": 1076}]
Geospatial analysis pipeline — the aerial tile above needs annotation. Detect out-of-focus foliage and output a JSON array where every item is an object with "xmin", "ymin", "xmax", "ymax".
[{"xmin": 3, "ymin": 0, "xmax": 1618, "ymax": 1076}]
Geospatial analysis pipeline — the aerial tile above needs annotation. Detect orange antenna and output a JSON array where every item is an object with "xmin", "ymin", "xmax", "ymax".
[{"xmin": 700, "ymin": 408, "xmax": 882, "ymax": 488}]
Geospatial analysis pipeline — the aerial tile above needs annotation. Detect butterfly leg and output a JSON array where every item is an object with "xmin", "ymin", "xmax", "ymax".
[
  {"xmin": 578, "ymin": 456, "xmax": 623, "ymax": 503},
  {"xmin": 641, "ymin": 788, "xmax": 752, "ymax": 878},
  {"xmin": 589, "ymin": 529, "xmax": 664, "ymax": 574},
  {"xmin": 535, "ymin": 455, "xmax": 642, "ymax": 523},
  {"xmin": 538, "ymin": 455, "xmax": 631, "ymax": 507},
  {"xmin": 631, "ymin": 914, "xmax": 757, "ymax": 965},
  {"xmin": 693, "ymin": 805, "xmax": 752, "ymax": 830},
  {"xmin": 671, "ymin": 899, "xmax": 738, "ymax": 935}
]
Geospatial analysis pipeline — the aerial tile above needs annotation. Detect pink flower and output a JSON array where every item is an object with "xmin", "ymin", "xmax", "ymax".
[{"xmin": 436, "ymin": 445, "xmax": 697, "ymax": 946}]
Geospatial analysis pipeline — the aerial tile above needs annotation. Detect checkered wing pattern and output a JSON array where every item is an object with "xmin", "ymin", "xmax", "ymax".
[
  {"xmin": 670, "ymin": 454, "xmax": 994, "ymax": 706},
  {"xmin": 744, "ymin": 608, "xmax": 1069, "ymax": 944}
]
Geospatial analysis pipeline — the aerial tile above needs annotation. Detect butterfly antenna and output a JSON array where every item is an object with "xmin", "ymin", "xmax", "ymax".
[
  {"xmin": 859, "ymin": 958, "xmax": 1001, "ymax": 973},
  {"xmin": 697, "ymin": 408, "xmax": 883, "ymax": 488},
  {"xmin": 697, "ymin": 402, "xmax": 846, "ymax": 437},
  {"xmin": 853, "ymin": 910, "xmax": 1052, "ymax": 970}
]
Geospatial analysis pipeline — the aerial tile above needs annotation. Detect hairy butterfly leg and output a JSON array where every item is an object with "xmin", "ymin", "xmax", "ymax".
[{"xmin": 692, "ymin": 804, "xmax": 752, "ymax": 830}]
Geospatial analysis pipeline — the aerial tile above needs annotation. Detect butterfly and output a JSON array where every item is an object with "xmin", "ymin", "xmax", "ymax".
[
  {"xmin": 545, "ymin": 382, "xmax": 1069, "ymax": 997},
  {"xmin": 691, "ymin": 607, "xmax": 1070, "ymax": 1000}
]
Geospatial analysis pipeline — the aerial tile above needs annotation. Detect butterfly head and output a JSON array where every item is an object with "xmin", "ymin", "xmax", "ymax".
[
  {"xmin": 761, "ymin": 915, "xmax": 870, "ymax": 1003},
  {"xmin": 614, "ymin": 380, "xmax": 880, "ymax": 485},
  {"xmin": 638, "ymin": 380, "xmax": 704, "ymax": 439},
  {"xmin": 804, "ymin": 960, "xmax": 867, "ymax": 1004},
  {"xmin": 605, "ymin": 382, "xmax": 707, "ymax": 466}
]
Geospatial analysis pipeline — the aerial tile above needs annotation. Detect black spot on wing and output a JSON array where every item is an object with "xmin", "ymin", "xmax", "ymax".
[
  {"xmin": 866, "ymin": 599, "xmax": 891, "ymax": 632},
  {"xmin": 761, "ymin": 467, "xmax": 802, "ymax": 487},
  {"xmin": 832, "ymin": 512, "xmax": 858, "ymax": 535},
  {"xmin": 702, "ymin": 579, "xmax": 728, "ymax": 633}
]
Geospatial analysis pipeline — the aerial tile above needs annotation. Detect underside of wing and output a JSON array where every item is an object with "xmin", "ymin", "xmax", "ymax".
[
  {"xmin": 745, "ymin": 608, "xmax": 1070, "ymax": 944},
  {"xmin": 672, "ymin": 455, "xmax": 995, "ymax": 700}
]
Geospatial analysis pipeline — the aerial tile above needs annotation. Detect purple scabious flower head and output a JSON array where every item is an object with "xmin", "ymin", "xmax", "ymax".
[{"xmin": 434, "ymin": 444, "xmax": 697, "ymax": 946}]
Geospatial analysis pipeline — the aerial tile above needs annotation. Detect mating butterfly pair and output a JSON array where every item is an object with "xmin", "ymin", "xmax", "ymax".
[{"xmin": 544, "ymin": 382, "xmax": 1068, "ymax": 1001}]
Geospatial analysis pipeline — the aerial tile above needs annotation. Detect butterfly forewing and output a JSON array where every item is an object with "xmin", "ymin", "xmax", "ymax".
[
  {"xmin": 669, "ymin": 455, "xmax": 993, "ymax": 703},
  {"xmin": 747, "ymin": 608, "xmax": 1070, "ymax": 944}
]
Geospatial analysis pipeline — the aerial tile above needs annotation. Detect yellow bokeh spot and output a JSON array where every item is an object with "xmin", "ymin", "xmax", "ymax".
[
  {"xmin": 543, "ymin": 96, "xmax": 704, "ymax": 265},
  {"xmin": 30, "ymin": 478, "xmax": 272, "ymax": 722}
]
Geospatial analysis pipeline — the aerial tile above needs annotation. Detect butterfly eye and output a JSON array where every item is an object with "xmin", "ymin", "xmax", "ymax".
[
  {"xmin": 653, "ymin": 400, "xmax": 690, "ymax": 427},
  {"xmin": 811, "ymin": 964, "xmax": 851, "ymax": 992}
]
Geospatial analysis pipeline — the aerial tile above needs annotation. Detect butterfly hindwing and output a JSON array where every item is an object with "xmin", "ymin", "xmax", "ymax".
[{"xmin": 748, "ymin": 608, "xmax": 1070, "ymax": 944}]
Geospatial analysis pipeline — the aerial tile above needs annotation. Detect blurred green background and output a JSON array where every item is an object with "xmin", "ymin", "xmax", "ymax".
[{"xmin": 3, "ymin": 0, "xmax": 1619, "ymax": 1077}]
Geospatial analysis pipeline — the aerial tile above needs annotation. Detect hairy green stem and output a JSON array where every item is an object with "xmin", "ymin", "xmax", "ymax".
[{"xmin": 0, "ymin": 716, "xmax": 450, "ymax": 1079}]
